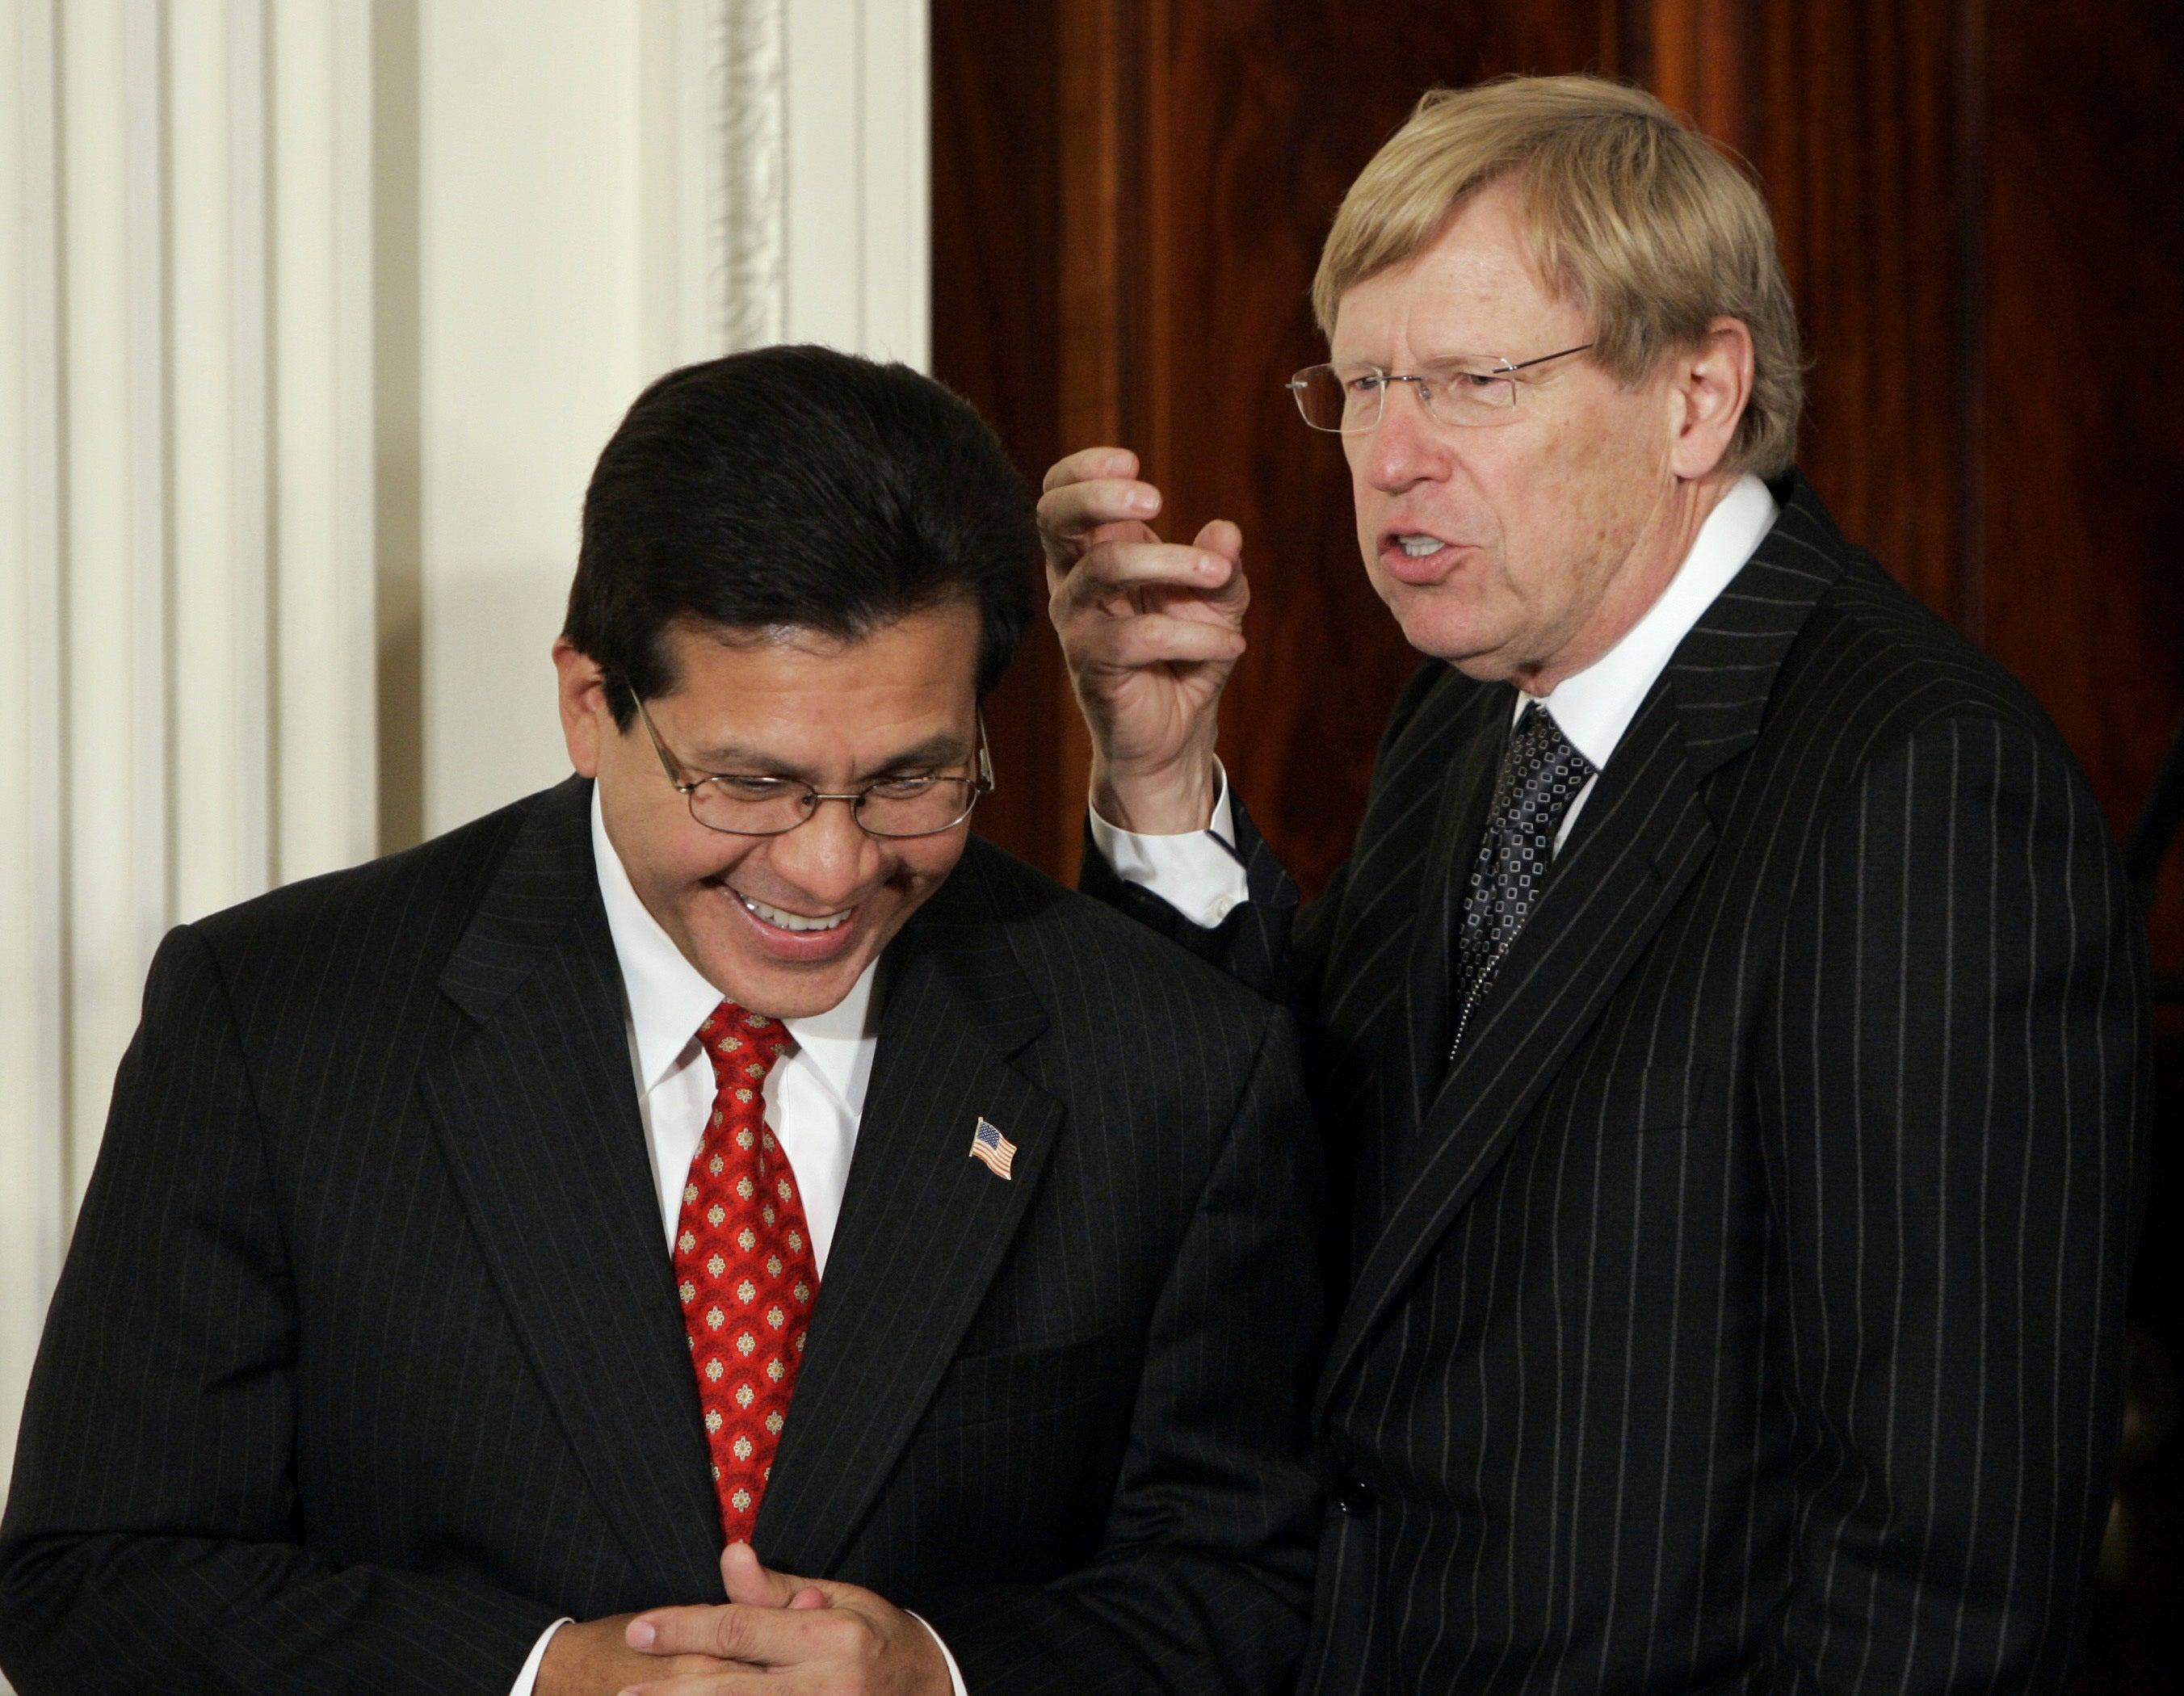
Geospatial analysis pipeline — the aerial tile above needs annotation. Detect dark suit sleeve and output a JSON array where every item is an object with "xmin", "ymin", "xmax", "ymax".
[
  {"xmin": 914, "ymin": 1005, "xmax": 1325, "ymax": 1694},
  {"xmin": 1753, "ymin": 715, "xmax": 2148, "ymax": 1695},
  {"xmin": 0, "ymin": 926, "xmax": 557, "ymax": 1696},
  {"xmin": 1078, "ymin": 795, "xmax": 1306, "ymax": 1002},
  {"xmin": 1077, "ymin": 660, "xmax": 1452, "ymax": 1011}
]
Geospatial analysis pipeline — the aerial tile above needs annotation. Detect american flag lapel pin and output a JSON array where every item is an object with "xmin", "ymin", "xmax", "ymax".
[{"xmin": 968, "ymin": 1117, "xmax": 1016, "ymax": 1180}]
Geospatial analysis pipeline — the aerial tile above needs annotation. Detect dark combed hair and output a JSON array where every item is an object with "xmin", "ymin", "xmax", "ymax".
[{"xmin": 564, "ymin": 344, "xmax": 1037, "ymax": 726}]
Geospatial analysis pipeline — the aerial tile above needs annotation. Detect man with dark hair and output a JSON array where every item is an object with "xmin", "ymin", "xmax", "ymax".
[{"xmin": 0, "ymin": 346, "xmax": 1322, "ymax": 1696}]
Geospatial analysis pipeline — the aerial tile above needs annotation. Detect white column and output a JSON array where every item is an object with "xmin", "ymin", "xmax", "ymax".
[
  {"xmin": 0, "ymin": 0, "xmax": 376, "ymax": 1505},
  {"xmin": 270, "ymin": 0, "xmax": 377, "ymax": 884},
  {"xmin": 0, "ymin": 0, "xmax": 75, "ymax": 1518},
  {"xmin": 783, "ymin": 0, "xmax": 929, "ymax": 366},
  {"xmin": 411, "ymin": 0, "xmax": 653, "ymax": 833},
  {"xmin": 0, "ymin": 0, "xmax": 930, "ymax": 1551},
  {"xmin": 411, "ymin": 0, "xmax": 931, "ymax": 834}
]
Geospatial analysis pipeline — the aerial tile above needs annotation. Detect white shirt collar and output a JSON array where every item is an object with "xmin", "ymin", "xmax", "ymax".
[
  {"xmin": 590, "ymin": 781, "xmax": 880, "ymax": 1101},
  {"xmin": 1522, "ymin": 472, "xmax": 1779, "ymax": 768}
]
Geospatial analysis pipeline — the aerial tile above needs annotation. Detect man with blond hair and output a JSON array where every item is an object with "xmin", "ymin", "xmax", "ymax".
[{"xmin": 1044, "ymin": 75, "xmax": 2144, "ymax": 1694}]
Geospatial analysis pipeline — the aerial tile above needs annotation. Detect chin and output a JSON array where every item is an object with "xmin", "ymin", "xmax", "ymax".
[
  {"xmin": 712, "ymin": 948, "xmax": 872, "ymax": 1019},
  {"xmin": 1390, "ymin": 597, "xmax": 1506, "ymax": 674}
]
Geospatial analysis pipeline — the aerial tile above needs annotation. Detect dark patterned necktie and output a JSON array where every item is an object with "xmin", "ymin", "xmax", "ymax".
[
  {"xmin": 675, "ymin": 1001, "xmax": 820, "ymax": 1545},
  {"xmin": 1449, "ymin": 702, "xmax": 1596, "ymax": 1057}
]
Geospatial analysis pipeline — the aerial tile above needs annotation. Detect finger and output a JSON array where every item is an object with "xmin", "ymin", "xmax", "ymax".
[
  {"xmin": 618, "ymin": 1669, "xmax": 770, "ymax": 1696},
  {"xmin": 636, "ymin": 1596, "xmax": 856, "ymax": 1666},
  {"xmin": 1040, "ymin": 445, "xmax": 1138, "ymax": 494},
  {"xmin": 1037, "ymin": 476, "xmax": 1162, "ymax": 547},
  {"xmin": 1191, "ymin": 517, "xmax": 1243, "ymax": 566},
  {"xmin": 716, "ymin": 1541, "xmax": 796, "ymax": 1609},
  {"xmin": 616, "ymin": 1652, "xmax": 765, "ymax": 1696},
  {"xmin": 628, "ymin": 1602, "xmax": 769, "ymax": 1661},
  {"xmin": 1069, "ymin": 611, "xmax": 1250, "ymax": 671},
  {"xmin": 722, "ymin": 1545, "xmax": 844, "ymax": 1611},
  {"xmin": 1053, "ymin": 541, "xmax": 1237, "ymax": 610}
]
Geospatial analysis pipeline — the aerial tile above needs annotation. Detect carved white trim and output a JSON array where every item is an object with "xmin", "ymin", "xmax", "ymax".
[{"xmin": 720, "ymin": 0, "xmax": 788, "ymax": 351}]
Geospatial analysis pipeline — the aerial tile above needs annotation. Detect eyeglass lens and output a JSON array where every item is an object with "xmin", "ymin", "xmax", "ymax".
[
  {"xmin": 687, "ymin": 777, "xmax": 981, "ymax": 838},
  {"xmin": 1290, "ymin": 361, "xmax": 1522, "ymax": 432}
]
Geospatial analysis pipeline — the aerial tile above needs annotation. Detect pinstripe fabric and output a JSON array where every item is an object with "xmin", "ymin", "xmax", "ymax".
[
  {"xmin": 1084, "ymin": 472, "xmax": 2148, "ymax": 1694},
  {"xmin": 0, "ymin": 779, "xmax": 1322, "ymax": 1695}
]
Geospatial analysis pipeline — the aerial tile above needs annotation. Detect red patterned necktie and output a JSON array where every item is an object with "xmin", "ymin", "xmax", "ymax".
[{"xmin": 675, "ymin": 1001, "xmax": 821, "ymax": 1544}]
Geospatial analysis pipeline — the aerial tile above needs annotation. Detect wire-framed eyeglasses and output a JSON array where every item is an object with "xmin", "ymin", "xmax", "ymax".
[
  {"xmin": 633, "ymin": 694, "xmax": 994, "ymax": 838},
  {"xmin": 1287, "ymin": 342, "xmax": 1594, "ymax": 433}
]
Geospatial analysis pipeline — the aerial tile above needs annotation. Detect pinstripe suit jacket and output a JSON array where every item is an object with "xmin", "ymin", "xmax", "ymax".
[
  {"xmin": 0, "ymin": 778, "xmax": 1322, "ymax": 1695},
  {"xmin": 1084, "ymin": 472, "xmax": 2148, "ymax": 1694}
]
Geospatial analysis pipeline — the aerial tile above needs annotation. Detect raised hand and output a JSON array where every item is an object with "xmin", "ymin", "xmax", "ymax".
[{"xmin": 1040, "ymin": 447, "xmax": 1249, "ymax": 834}]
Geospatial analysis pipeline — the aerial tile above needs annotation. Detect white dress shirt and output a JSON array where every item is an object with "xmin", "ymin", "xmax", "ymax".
[
  {"xmin": 506, "ymin": 787, "xmax": 968, "ymax": 1696},
  {"xmin": 1090, "ymin": 473, "xmax": 1780, "ymax": 912}
]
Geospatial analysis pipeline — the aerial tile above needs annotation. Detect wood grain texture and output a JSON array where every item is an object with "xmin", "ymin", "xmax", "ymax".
[
  {"xmin": 933, "ymin": 3, "xmax": 2184, "ymax": 1681},
  {"xmin": 1745, "ymin": 0, "xmax": 1968, "ymax": 619},
  {"xmin": 935, "ymin": 0, "xmax": 2184, "ymax": 918},
  {"xmin": 1979, "ymin": 0, "xmax": 2184, "ymax": 865},
  {"xmin": 930, "ymin": 0, "xmax": 1073, "ymax": 872},
  {"xmin": 943, "ymin": 0, "xmax": 1617, "ymax": 890}
]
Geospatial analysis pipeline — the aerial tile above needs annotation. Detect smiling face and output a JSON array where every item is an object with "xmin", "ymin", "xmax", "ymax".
[
  {"xmin": 1334, "ymin": 176, "xmax": 1699, "ymax": 691},
  {"xmin": 556, "ymin": 601, "xmax": 984, "ymax": 1019}
]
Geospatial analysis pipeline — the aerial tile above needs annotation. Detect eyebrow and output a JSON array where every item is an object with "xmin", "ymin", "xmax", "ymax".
[{"xmin": 682, "ymin": 731, "xmax": 972, "ymax": 783}]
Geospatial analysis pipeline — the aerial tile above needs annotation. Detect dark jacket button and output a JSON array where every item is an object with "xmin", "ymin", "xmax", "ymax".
[{"xmin": 1334, "ymin": 1476, "xmax": 1376, "ymax": 1516}]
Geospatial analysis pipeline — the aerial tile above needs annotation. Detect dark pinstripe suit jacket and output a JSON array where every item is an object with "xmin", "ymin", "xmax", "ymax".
[
  {"xmin": 1085, "ymin": 472, "xmax": 2148, "ymax": 1694},
  {"xmin": 0, "ymin": 778, "xmax": 1322, "ymax": 1695}
]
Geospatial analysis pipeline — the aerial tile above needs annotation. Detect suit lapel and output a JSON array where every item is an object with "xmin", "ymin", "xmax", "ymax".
[
  {"xmin": 422, "ymin": 778, "xmax": 725, "ymax": 1600},
  {"xmin": 1361, "ymin": 682, "xmax": 1514, "ymax": 1235},
  {"xmin": 1320, "ymin": 472, "xmax": 1850, "ymax": 1413},
  {"xmin": 755, "ymin": 849, "xmax": 1060, "ymax": 1576},
  {"xmin": 1321, "ymin": 693, "xmax": 1717, "ymax": 1412}
]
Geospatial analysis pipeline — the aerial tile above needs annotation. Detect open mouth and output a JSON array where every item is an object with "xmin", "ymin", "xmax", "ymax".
[
  {"xmin": 735, "ymin": 892, "xmax": 853, "ymax": 934},
  {"xmin": 1392, "ymin": 532, "xmax": 1450, "ymax": 560}
]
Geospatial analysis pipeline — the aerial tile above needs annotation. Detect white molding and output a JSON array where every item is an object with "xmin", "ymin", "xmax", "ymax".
[
  {"xmin": 0, "ymin": 0, "xmax": 74, "ymax": 1514},
  {"xmin": 0, "ymin": 0, "xmax": 378, "ymax": 1518},
  {"xmin": 722, "ymin": 0, "xmax": 787, "ymax": 351},
  {"xmin": 780, "ymin": 0, "xmax": 928, "ymax": 368},
  {"xmin": 0, "ymin": 0, "xmax": 930, "ymax": 1542},
  {"xmin": 271, "ymin": 0, "xmax": 376, "ymax": 884}
]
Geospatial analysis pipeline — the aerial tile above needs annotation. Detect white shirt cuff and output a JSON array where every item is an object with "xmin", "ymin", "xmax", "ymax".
[
  {"xmin": 509, "ymin": 1618, "xmax": 572, "ymax": 1696},
  {"xmin": 908, "ymin": 1610, "xmax": 970, "ymax": 1696},
  {"xmin": 513, "ymin": 1610, "xmax": 962, "ymax": 1695},
  {"xmin": 1086, "ymin": 762, "xmax": 1250, "ymax": 930}
]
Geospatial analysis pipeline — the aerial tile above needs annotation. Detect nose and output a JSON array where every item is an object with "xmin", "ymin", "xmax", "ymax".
[
  {"xmin": 1357, "ymin": 379, "xmax": 1447, "ymax": 493},
  {"xmin": 761, "ymin": 797, "xmax": 885, "ymax": 910}
]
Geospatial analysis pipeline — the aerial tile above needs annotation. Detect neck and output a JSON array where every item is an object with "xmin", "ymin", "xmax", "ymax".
[{"xmin": 1512, "ymin": 468, "xmax": 1738, "ymax": 697}]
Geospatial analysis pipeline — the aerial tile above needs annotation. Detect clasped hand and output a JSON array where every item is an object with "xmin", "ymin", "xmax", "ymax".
[{"xmin": 538, "ymin": 1542, "xmax": 951, "ymax": 1696}]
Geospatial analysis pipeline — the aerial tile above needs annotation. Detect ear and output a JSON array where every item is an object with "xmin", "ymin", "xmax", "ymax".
[
  {"xmin": 553, "ymin": 637, "xmax": 612, "ymax": 779},
  {"xmin": 1667, "ymin": 316, "xmax": 1756, "ymax": 482}
]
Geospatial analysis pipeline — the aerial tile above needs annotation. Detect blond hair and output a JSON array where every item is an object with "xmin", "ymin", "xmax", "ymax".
[{"xmin": 1313, "ymin": 75, "xmax": 1804, "ymax": 476}]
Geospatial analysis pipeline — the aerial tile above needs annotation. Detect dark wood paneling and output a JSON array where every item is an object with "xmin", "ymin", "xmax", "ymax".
[
  {"xmin": 1980, "ymin": 0, "xmax": 2184, "ymax": 867},
  {"xmin": 1978, "ymin": 4, "xmax": 2184, "ymax": 1683},
  {"xmin": 1140, "ymin": 2, "xmax": 1615, "ymax": 897},
  {"xmin": 1747, "ymin": 0, "xmax": 1968, "ymax": 619},
  {"xmin": 940, "ymin": 0, "xmax": 1616, "ymax": 892},
  {"xmin": 934, "ymin": 0, "xmax": 2184, "ymax": 1675},
  {"xmin": 940, "ymin": 0, "xmax": 2184, "ymax": 896},
  {"xmin": 931, "ymin": 0, "xmax": 1069, "ymax": 870}
]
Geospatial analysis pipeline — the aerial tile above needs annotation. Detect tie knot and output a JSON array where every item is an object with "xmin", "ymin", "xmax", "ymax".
[
  {"xmin": 696, "ymin": 1000, "xmax": 796, "ymax": 1089},
  {"xmin": 1506, "ymin": 702, "xmax": 1594, "ymax": 794}
]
